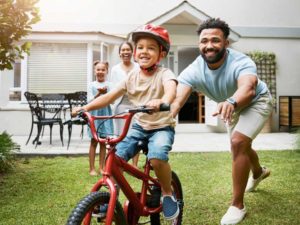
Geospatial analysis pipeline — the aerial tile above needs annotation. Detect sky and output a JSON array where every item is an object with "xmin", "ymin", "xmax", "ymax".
[{"xmin": 34, "ymin": 0, "xmax": 300, "ymax": 34}]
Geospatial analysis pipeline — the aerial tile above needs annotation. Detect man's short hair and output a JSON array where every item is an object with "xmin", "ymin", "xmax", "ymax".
[{"xmin": 197, "ymin": 18, "xmax": 230, "ymax": 39}]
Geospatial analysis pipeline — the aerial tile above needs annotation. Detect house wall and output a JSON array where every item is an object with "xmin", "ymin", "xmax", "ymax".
[
  {"xmin": 0, "ymin": 70, "xmax": 12, "ymax": 106},
  {"xmin": 0, "ymin": 108, "xmax": 30, "ymax": 136},
  {"xmin": 0, "ymin": 107, "xmax": 86, "ymax": 137}
]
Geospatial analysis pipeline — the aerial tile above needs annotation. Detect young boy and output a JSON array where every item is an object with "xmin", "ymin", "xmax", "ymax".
[{"xmin": 74, "ymin": 24, "xmax": 179, "ymax": 220}]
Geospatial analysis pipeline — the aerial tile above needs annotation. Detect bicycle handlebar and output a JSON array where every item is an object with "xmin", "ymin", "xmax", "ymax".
[
  {"xmin": 71, "ymin": 103, "xmax": 171, "ymax": 145},
  {"xmin": 127, "ymin": 103, "xmax": 170, "ymax": 113}
]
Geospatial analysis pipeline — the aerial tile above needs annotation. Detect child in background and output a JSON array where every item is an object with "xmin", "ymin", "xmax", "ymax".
[
  {"xmin": 74, "ymin": 24, "xmax": 179, "ymax": 220},
  {"xmin": 87, "ymin": 61, "xmax": 114, "ymax": 176}
]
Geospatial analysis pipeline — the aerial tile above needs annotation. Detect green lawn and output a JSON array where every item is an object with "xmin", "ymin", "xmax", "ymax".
[{"xmin": 0, "ymin": 151, "xmax": 299, "ymax": 225}]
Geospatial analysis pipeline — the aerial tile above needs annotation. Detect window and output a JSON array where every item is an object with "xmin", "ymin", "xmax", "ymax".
[
  {"xmin": 27, "ymin": 43, "xmax": 87, "ymax": 93},
  {"xmin": 101, "ymin": 43, "xmax": 108, "ymax": 62},
  {"xmin": 161, "ymin": 51, "xmax": 174, "ymax": 71},
  {"xmin": 93, "ymin": 44, "xmax": 101, "ymax": 63},
  {"xmin": 93, "ymin": 43, "xmax": 108, "ymax": 62},
  {"xmin": 9, "ymin": 61, "xmax": 21, "ymax": 101},
  {"xmin": 160, "ymin": 47, "xmax": 178, "ymax": 76}
]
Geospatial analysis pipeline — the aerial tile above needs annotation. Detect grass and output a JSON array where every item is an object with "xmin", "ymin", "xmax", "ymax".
[{"xmin": 0, "ymin": 150, "xmax": 299, "ymax": 225}]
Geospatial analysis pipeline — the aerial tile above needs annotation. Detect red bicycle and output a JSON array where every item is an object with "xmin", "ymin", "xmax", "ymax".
[{"xmin": 66, "ymin": 104, "xmax": 184, "ymax": 225}]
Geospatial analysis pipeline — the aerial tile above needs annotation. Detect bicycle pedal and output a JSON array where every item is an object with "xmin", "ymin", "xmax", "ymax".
[{"xmin": 146, "ymin": 186, "xmax": 161, "ymax": 208}]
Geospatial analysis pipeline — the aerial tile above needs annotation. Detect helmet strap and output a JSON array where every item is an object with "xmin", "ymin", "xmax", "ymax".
[{"xmin": 140, "ymin": 63, "xmax": 158, "ymax": 73}]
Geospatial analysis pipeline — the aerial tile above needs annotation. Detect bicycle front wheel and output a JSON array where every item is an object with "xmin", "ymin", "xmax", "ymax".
[
  {"xmin": 150, "ymin": 171, "xmax": 184, "ymax": 225},
  {"xmin": 66, "ymin": 191, "xmax": 126, "ymax": 225}
]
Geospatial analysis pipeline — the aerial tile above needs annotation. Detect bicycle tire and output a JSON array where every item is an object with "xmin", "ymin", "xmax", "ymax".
[
  {"xmin": 66, "ymin": 191, "xmax": 127, "ymax": 225},
  {"xmin": 150, "ymin": 171, "xmax": 184, "ymax": 225}
]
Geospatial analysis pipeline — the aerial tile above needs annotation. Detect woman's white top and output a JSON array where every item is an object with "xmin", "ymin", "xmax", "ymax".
[{"xmin": 108, "ymin": 62, "xmax": 139, "ymax": 106}]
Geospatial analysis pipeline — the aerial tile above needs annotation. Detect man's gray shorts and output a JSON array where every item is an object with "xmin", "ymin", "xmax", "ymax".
[{"xmin": 227, "ymin": 92, "xmax": 273, "ymax": 140}]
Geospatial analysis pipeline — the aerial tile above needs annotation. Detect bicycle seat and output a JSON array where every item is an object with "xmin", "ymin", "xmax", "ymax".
[{"xmin": 137, "ymin": 140, "xmax": 149, "ymax": 155}]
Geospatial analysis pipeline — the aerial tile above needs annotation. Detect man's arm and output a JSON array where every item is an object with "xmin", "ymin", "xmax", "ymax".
[
  {"xmin": 233, "ymin": 75, "xmax": 257, "ymax": 108},
  {"xmin": 212, "ymin": 74, "xmax": 257, "ymax": 123},
  {"xmin": 171, "ymin": 83, "xmax": 193, "ymax": 117}
]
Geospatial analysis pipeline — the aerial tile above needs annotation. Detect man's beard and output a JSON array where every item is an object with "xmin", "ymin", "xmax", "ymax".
[{"xmin": 200, "ymin": 47, "xmax": 226, "ymax": 64}]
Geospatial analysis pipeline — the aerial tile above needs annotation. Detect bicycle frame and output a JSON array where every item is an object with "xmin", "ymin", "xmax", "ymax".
[{"xmin": 82, "ymin": 111, "xmax": 163, "ymax": 225}]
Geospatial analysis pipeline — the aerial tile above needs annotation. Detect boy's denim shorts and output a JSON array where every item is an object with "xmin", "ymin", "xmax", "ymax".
[{"xmin": 116, "ymin": 123, "xmax": 175, "ymax": 162}]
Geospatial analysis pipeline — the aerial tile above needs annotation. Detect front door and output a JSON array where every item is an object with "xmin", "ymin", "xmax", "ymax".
[{"xmin": 177, "ymin": 47, "xmax": 202, "ymax": 123}]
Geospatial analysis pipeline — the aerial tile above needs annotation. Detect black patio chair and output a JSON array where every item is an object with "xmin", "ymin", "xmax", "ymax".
[
  {"xmin": 64, "ymin": 91, "xmax": 87, "ymax": 149},
  {"xmin": 24, "ymin": 92, "xmax": 64, "ymax": 148}
]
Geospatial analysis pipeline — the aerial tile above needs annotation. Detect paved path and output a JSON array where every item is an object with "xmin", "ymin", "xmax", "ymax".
[{"xmin": 12, "ymin": 132, "xmax": 298, "ymax": 156}]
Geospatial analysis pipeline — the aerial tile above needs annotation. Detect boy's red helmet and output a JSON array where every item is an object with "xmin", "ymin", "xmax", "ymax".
[{"xmin": 131, "ymin": 24, "xmax": 171, "ymax": 54}]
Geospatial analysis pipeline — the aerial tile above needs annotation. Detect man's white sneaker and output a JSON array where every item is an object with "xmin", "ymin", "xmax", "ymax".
[
  {"xmin": 220, "ymin": 206, "xmax": 246, "ymax": 225},
  {"xmin": 246, "ymin": 166, "xmax": 270, "ymax": 192}
]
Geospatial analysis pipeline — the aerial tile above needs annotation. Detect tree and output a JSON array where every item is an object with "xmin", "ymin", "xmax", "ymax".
[{"xmin": 0, "ymin": 0, "xmax": 40, "ymax": 70}]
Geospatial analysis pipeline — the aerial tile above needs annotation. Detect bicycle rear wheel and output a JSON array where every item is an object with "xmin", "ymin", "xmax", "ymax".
[
  {"xmin": 150, "ymin": 171, "xmax": 184, "ymax": 225},
  {"xmin": 66, "ymin": 191, "xmax": 126, "ymax": 225}
]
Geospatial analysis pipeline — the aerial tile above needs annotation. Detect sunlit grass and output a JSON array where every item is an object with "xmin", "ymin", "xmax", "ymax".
[{"xmin": 0, "ymin": 151, "xmax": 299, "ymax": 225}]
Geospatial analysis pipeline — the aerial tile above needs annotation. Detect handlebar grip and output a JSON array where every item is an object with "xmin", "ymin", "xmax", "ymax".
[
  {"xmin": 159, "ymin": 103, "xmax": 170, "ymax": 111},
  {"xmin": 77, "ymin": 109, "xmax": 86, "ymax": 117}
]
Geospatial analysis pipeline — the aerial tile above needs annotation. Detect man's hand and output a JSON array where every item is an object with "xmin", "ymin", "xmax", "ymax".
[{"xmin": 212, "ymin": 101, "xmax": 235, "ymax": 124}]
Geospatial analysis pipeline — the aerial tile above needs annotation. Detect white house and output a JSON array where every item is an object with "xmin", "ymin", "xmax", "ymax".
[{"xmin": 1, "ymin": 0, "xmax": 300, "ymax": 136}]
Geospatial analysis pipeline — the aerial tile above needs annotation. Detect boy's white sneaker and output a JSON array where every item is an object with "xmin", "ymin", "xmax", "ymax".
[
  {"xmin": 246, "ymin": 166, "xmax": 270, "ymax": 192},
  {"xmin": 220, "ymin": 206, "xmax": 246, "ymax": 225}
]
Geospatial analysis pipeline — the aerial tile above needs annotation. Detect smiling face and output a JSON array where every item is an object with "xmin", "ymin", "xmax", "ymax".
[
  {"xmin": 94, "ymin": 63, "xmax": 108, "ymax": 82},
  {"xmin": 119, "ymin": 43, "xmax": 133, "ymax": 63},
  {"xmin": 134, "ymin": 37, "xmax": 161, "ymax": 69},
  {"xmin": 198, "ymin": 28, "xmax": 229, "ymax": 68}
]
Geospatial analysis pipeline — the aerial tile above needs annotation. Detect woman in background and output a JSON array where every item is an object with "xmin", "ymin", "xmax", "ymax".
[{"xmin": 108, "ymin": 42, "xmax": 140, "ymax": 167}]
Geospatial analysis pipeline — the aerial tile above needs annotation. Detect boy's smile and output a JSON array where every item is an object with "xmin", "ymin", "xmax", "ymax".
[{"xmin": 135, "ymin": 38, "xmax": 160, "ymax": 69}]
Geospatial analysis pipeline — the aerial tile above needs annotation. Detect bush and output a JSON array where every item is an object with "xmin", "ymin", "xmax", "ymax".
[{"xmin": 0, "ymin": 131, "xmax": 19, "ymax": 173}]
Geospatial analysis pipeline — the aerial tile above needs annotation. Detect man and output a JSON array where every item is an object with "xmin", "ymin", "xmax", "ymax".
[{"xmin": 172, "ymin": 18, "xmax": 273, "ymax": 225}]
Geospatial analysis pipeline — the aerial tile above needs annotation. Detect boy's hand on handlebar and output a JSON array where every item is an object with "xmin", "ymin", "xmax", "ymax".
[
  {"xmin": 71, "ymin": 107, "xmax": 85, "ymax": 117},
  {"xmin": 146, "ymin": 99, "xmax": 163, "ymax": 112}
]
